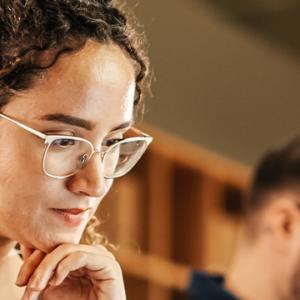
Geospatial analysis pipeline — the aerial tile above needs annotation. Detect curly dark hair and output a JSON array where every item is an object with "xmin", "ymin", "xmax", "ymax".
[
  {"xmin": 0, "ymin": 0, "xmax": 149, "ymax": 115},
  {"xmin": 0, "ymin": 0, "xmax": 149, "ymax": 247}
]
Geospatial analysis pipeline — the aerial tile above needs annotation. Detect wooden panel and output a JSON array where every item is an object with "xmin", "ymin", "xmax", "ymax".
[
  {"xmin": 147, "ymin": 154, "xmax": 173, "ymax": 256},
  {"xmin": 173, "ymin": 164, "xmax": 203, "ymax": 268},
  {"xmin": 199, "ymin": 177, "xmax": 242, "ymax": 272},
  {"xmin": 92, "ymin": 124, "xmax": 250, "ymax": 299},
  {"xmin": 139, "ymin": 123, "xmax": 251, "ymax": 188},
  {"xmin": 147, "ymin": 153, "xmax": 174, "ymax": 300},
  {"xmin": 124, "ymin": 275, "xmax": 149, "ymax": 300},
  {"xmin": 117, "ymin": 174, "xmax": 146, "ymax": 250},
  {"xmin": 116, "ymin": 248, "xmax": 190, "ymax": 291}
]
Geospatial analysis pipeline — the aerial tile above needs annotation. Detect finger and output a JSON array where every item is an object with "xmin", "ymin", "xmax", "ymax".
[
  {"xmin": 16, "ymin": 249, "xmax": 46, "ymax": 287},
  {"xmin": 51, "ymin": 243, "xmax": 116, "ymax": 261},
  {"xmin": 20, "ymin": 244, "xmax": 35, "ymax": 260},
  {"xmin": 21, "ymin": 288, "xmax": 41, "ymax": 300},
  {"xmin": 50, "ymin": 251, "xmax": 119, "ymax": 286},
  {"xmin": 26, "ymin": 244, "xmax": 115, "ymax": 291}
]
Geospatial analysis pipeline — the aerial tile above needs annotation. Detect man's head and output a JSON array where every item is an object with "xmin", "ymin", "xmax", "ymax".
[
  {"xmin": 244, "ymin": 137, "xmax": 300, "ymax": 298},
  {"xmin": 246, "ymin": 137, "xmax": 300, "ymax": 234},
  {"xmin": 0, "ymin": 1, "xmax": 149, "ymax": 253}
]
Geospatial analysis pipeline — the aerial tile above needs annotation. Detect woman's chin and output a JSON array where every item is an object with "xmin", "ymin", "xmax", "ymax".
[
  {"xmin": 25, "ymin": 233, "xmax": 82, "ymax": 254},
  {"xmin": 49, "ymin": 236, "xmax": 82, "ymax": 251}
]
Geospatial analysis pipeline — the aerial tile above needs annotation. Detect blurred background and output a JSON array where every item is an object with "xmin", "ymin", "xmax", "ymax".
[{"xmin": 97, "ymin": 1, "xmax": 300, "ymax": 299}]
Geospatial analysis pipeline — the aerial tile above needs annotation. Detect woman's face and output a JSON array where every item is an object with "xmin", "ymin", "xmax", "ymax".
[{"xmin": 0, "ymin": 40, "xmax": 136, "ymax": 252}]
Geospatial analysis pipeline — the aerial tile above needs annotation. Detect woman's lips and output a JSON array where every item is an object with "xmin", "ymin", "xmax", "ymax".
[
  {"xmin": 50, "ymin": 208, "xmax": 89, "ymax": 227},
  {"xmin": 54, "ymin": 208, "xmax": 86, "ymax": 214}
]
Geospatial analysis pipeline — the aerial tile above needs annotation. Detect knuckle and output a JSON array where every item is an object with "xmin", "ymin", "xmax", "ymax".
[
  {"xmin": 106, "ymin": 251, "xmax": 116, "ymax": 261},
  {"xmin": 111, "ymin": 259, "xmax": 122, "ymax": 273},
  {"xmin": 73, "ymin": 250, "xmax": 87, "ymax": 262},
  {"xmin": 56, "ymin": 261, "xmax": 67, "ymax": 273},
  {"xmin": 94, "ymin": 245, "xmax": 115, "ymax": 259},
  {"xmin": 56, "ymin": 243, "xmax": 73, "ymax": 253},
  {"xmin": 95, "ymin": 244, "xmax": 107, "ymax": 251}
]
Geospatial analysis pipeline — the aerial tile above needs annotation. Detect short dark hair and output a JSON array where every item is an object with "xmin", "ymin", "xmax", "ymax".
[
  {"xmin": 0, "ymin": 0, "xmax": 149, "ymax": 116},
  {"xmin": 247, "ymin": 137, "xmax": 300, "ymax": 212}
]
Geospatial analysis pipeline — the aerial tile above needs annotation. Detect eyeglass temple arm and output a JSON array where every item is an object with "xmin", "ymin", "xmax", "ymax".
[
  {"xmin": 130, "ymin": 126, "xmax": 152, "ymax": 138},
  {"xmin": 0, "ymin": 113, "xmax": 46, "ymax": 140},
  {"xmin": 0, "ymin": 113, "xmax": 153, "ymax": 144}
]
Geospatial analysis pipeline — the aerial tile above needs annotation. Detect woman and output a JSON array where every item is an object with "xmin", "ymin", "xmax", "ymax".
[{"xmin": 0, "ymin": 1, "xmax": 151, "ymax": 299}]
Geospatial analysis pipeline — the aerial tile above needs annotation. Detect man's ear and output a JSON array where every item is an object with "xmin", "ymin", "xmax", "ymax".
[{"xmin": 261, "ymin": 195, "xmax": 299, "ymax": 252}]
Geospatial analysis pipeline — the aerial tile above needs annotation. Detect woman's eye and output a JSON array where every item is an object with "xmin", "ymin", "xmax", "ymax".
[
  {"xmin": 104, "ymin": 138, "xmax": 123, "ymax": 147},
  {"xmin": 52, "ymin": 138, "xmax": 76, "ymax": 147}
]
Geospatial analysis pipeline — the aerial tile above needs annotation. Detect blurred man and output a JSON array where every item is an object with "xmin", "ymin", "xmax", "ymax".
[{"xmin": 189, "ymin": 137, "xmax": 300, "ymax": 300}]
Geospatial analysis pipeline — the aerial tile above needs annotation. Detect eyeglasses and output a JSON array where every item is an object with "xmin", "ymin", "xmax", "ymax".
[{"xmin": 0, "ymin": 113, "xmax": 153, "ymax": 179}]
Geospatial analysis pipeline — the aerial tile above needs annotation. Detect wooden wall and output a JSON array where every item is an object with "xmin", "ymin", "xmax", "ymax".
[{"xmin": 96, "ymin": 124, "xmax": 251, "ymax": 300}]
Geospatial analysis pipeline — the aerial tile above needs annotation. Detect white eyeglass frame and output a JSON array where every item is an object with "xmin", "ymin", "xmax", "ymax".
[{"xmin": 0, "ymin": 113, "xmax": 153, "ymax": 179}]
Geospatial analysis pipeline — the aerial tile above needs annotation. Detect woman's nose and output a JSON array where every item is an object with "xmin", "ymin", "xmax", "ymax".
[{"xmin": 66, "ymin": 154, "xmax": 109, "ymax": 198}]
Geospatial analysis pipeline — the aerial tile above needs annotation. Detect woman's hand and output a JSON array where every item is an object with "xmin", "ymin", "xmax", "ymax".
[{"xmin": 16, "ymin": 243, "xmax": 126, "ymax": 300}]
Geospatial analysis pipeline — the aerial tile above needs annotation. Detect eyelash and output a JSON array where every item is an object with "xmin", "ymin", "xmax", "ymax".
[
  {"xmin": 44, "ymin": 131, "xmax": 125, "ymax": 147},
  {"xmin": 103, "ymin": 138, "xmax": 124, "ymax": 147}
]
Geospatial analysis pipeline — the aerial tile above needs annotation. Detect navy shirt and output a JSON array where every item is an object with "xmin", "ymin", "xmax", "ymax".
[{"xmin": 188, "ymin": 271, "xmax": 239, "ymax": 300}]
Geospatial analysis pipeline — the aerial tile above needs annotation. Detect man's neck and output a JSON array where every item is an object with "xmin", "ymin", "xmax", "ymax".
[{"xmin": 225, "ymin": 237, "xmax": 289, "ymax": 300}]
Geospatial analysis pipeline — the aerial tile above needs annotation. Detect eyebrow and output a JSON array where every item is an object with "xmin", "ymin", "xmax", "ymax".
[{"xmin": 40, "ymin": 113, "xmax": 133, "ymax": 132}]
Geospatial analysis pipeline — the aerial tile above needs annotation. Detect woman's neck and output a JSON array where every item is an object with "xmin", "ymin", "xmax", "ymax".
[{"xmin": 0, "ymin": 237, "xmax": 16, "ymax": 259}]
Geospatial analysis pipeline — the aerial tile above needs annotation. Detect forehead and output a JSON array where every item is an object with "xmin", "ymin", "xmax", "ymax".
[
  {"xmin": 4, "ymin": 40, "xmax": 136, "ymax": 132},
  {"xmin": 49, "ymin": 40, "xmax": 135, "ymax": 90}
]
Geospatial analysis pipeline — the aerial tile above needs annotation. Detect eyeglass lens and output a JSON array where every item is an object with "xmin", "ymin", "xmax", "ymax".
[{"xmin": 43, "ymin": 137, "xmax": 149, "ymax": 178}]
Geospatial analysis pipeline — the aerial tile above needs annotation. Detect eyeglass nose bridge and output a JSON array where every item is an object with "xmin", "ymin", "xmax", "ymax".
[{"xmin": 79, "ymin": 148, "xmax": 105, "ymax": 168}]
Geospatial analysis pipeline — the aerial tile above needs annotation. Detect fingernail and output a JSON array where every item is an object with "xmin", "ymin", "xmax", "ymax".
[{"xmin": 15, "ymin": 275, "xmax": 24, "ymax": 286}]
